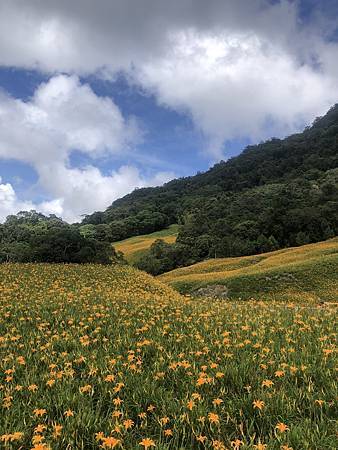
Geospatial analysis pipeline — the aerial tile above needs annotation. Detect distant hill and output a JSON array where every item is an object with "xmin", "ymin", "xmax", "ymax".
[
  {"xmin": 159, "ymin": 238, "xmax": 338, "ymax": 302},
  {"xmin": 83, "ymin": 104, "xmax": 338, "ymax": 273}
]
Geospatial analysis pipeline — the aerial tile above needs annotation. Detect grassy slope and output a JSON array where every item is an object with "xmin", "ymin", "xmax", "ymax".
[
  {"xmin": 159, "ymin": 238, "xmax": 338, "ymax": 302},
  {"xmin": 1, "ymin": 264, "xmax": 337, "ymax": 448},
  {"xmin": 113, "ymin": 224, "xmax": 179, "ymax": 263}
]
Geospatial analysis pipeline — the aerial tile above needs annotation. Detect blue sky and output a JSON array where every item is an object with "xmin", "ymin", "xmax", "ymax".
[
  {"xmin": 0, "ymin": 67, "xmax": 247, "ymax": 187},
  {"xmin": 0, "ymin": 0, "xmax": 337, "ymax": 222}
]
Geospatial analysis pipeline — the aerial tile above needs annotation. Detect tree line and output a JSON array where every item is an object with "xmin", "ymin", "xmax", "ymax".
[
  {"xmin": 0, "ymin": 211, "xmax": 123, "ymax": 264},
  {"xmin": 136, "ymin": 170, "xmax": 337, "ymax": 274}
]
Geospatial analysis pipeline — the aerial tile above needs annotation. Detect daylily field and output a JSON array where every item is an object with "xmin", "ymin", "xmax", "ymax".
[{"xmin": 0, "ymin": 264, "xmax": 337, "ymax": 449}]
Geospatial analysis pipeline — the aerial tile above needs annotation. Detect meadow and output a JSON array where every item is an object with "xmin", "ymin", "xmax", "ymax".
[
  {"xmin": 113, "ymin": 225, "xmax": 179, "ymax": 264},
  {"xmin": 159, "ymin": 238, "xmax": 338, "ymax": 302},
  {"xmin": 0, "ymin": 263, "xmax": 337, "ymax": 449}
]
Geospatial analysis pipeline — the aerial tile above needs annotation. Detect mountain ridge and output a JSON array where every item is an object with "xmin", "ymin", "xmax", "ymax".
[
  {"xmin": 106, "ymin": 102, "xmax": 338, "ymax": 212},
  {"xmin": 82, "ymin": 105, "xmax": 338, "ymax": 257}
]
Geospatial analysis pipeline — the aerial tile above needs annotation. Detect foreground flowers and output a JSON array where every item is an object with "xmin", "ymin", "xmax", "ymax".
[{"xmin": 0, "ymin": 263, "xmax": 336, "ymax": 449}]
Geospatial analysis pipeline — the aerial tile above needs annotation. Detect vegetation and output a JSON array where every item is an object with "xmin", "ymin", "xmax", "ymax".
[
  {"xmin": 113, "ymin": 225, "xmax": 179, "ymax": 264},
  {"xmin": 0, "ymin": 263, "xmax": 337, "ymax": 449},
  {"xmin": 0, "ymin": 211, "xmax": 120, "ymax": 264},
  {"xmin": 83, "ymin": 105, "xmax": 338, "ymax": 274},
  {"xmin": 82, "ymin": 210, "xmax": 170, "ymax": 242},
  {"xmin": 159, "ymin": 238, "xmax": 338, "ymax": 302},
  {"xmin": 2, "ymin": 106, "xmax": 337, "ymax": 269},
  {"xmin": 136, "ymin": 238, "xmax": 193, "ymax": 276}
]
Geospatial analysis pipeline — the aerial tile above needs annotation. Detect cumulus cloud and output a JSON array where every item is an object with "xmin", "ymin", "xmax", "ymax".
[
  {"xmin": 0, "ymin": 0, "xmax": 337, "ymax": 155},
  {"xmin": 0, "ymin": 75, "xmax": 172, "ymax": 222},
  {"xmin": 0, "ymin": 177, "xmax": 34, "ymax": 221},
  {"xmin": 0, "ymin": 0, "xmax": 337, "ymax": 220},
  {"xmin": 0, "ymin": 74, "xmax": 138, "ymax": 164},
  {"xmin": 36, "ymin": 164, "xmax": 173, "ymax": 223},
  {"xmin": 0, "ymin": 177, "xmax": 62, "ymax": 221},
  {"xmin": 0, "ymin": 167, "xmax": 173, "ymax": 223},
  {"xmin": 137, "ymin": 29, "xmax": 337, "ymax": 156}
]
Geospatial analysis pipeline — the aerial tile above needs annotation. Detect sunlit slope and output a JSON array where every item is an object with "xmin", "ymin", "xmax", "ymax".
[
  {"xmin": 0, "ymin": 263, "xmax": 183, "ymax": 305},
  {"xmin": 1, "ymin": 263, "xmax": 337, "ymax": 448},
  {"xmin": 159, "ymin": 238, "xmax": 338, "ymax": 301},
  {"xmin": 113, "ymin": 224, "xmax": 179, "ymax": 263}
]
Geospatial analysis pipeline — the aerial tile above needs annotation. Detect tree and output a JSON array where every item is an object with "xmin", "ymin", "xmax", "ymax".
[{"xmin": 0, "ymin": 211, "xmax": 122, "ymax": 265}]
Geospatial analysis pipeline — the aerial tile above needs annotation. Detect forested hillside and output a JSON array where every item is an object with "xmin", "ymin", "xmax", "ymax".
[
  {"xmin": 82, "ymin": 105, "xmax": 338, "ymax": 273},
  {"xmin": 2, "ymin": 106, "xmax": 337, "ymax": 267}
]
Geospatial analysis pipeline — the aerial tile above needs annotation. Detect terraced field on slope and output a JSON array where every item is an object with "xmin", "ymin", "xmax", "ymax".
[
  {"xmin": 113, "ymin": 224, "xmax": 179, "ymax": 263},
  {"xmin": 159, "ymin": 238, "xmax": 338, "ymax": 302}
]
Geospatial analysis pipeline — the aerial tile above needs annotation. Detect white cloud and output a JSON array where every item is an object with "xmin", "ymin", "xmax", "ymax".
[
  {"xmin": 0, "ymin": 178, "xmax": 33, "ymax": 221},
  {"xmin": 37, "ymin": 164, "xmax": 174, "ymax": 223},
  {"xmin": 0, "ymin": 75, "xmax": 173, "ymax": 222},
  {"xmin": 0, "ymin": 178, "xmax": 65, "ymax": 222},
  {"xmin": 0, "ymin": 0, "xmax": 337, "ymax": 157},
  {"xmin": 0, "ymin": 1, "xmax": 337, "ymax": 220},
  {"xmin": 136, "ymin": 29, "xmax": 338, "ymax": 157},
  {"xmin": 0, "ymin": 74, "xmax": 139, "ymax": 164},
  {"xmin": 0, "ymin": 166, "xmax": 173, "ymax": 223}
]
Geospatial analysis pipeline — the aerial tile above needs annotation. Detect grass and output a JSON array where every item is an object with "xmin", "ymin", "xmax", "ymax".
[
  {"xmin": 113, "ymin": 225, "xmax": 179, "ymax": 264},
  {"xmin": 159, "ymin": 238, "xmax": 338, "ymax": 302},
  {"xmin": 0, "ymin": 262, "xmax": 337, "ymax": 449}
]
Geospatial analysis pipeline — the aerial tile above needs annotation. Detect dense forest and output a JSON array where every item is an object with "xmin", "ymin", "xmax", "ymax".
[
  {"xmin": 82, "ymin": 105, "xmax": 338, "ymax": 273},
  {"xmin": 0, "ymin": 211, "xmax": 123, "ymax": 264},
  {"xmin": 1, "ymin": 105, "xmax": 337, "ymax": 267}
]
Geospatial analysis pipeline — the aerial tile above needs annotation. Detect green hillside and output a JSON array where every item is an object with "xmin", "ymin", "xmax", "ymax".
[
  {"xmin": 83, "ymin": 104, "xmax": 338, "ymax": 275},
  {"xmin": 159, "ymin": 238, "xmax": 338, "ymax": 302},
  {"xmin": 113, "ymin": 224, "xmax": 179, "ymax": 263}
]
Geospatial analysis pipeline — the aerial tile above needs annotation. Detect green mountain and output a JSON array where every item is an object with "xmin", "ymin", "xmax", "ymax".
[{"xmin": 83, "ymin": 105, "xmax": 338, "ymax": 273}]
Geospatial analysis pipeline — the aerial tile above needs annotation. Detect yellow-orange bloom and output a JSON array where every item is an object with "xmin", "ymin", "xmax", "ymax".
[
  {"xmin": 33, "ymin": 409, "xmax": 47, "ymax": 417},
  {"xmin": 254, "ymin": 444, "xmax": 267, "ymax": 450},
  {"xmin": 253, "ymin": 400, "xmax": 265, "ymax": 410},
  {"xmin": 30, "ymin": 444, "xmax": 51, "ymax": 450},
  {"xmin": 231, "ymin": 439, "xmax": 244, "ymax": 449},
  {"xmin": 275, "ymin": 370, "xmax": 285, "ymax": 378},
  {"xmin": 208, "ymin": 412, "xmax": 220, "ymax": 424},
  {"xmin": 187, "ymin": 400, "xmax": 195, "ymax": 410},
  {"xmin": 275, "ymin": 422, "xmax": 289, "ymax": 433},
  {"xmin": 123, "ymin": 419, "xmax": 134, "ymax": 430},
  {"xmin": 34, "ymin": 425, "xmax": 46, "ymax": 434},
  {"xmin": 52, "ymin": 424, "xmax": 62, "ymax": 438},
  {"xmin": 139, "ymin": 438, "xmax": 156, "ymax": 448},
  {"xmin": 212, "ymin": 398, "xmax": 223, "ymax": 406},
  {"xmin": 213, "ymin": 440, "xmax": 226, "ymax": 449},
  {"xmin": 28, "ymin": 384, "xmax": 38, "ymax": 392},
  {"xmin": 101, "ymin": 436, "xmax": 121, "ymax": 448}
]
